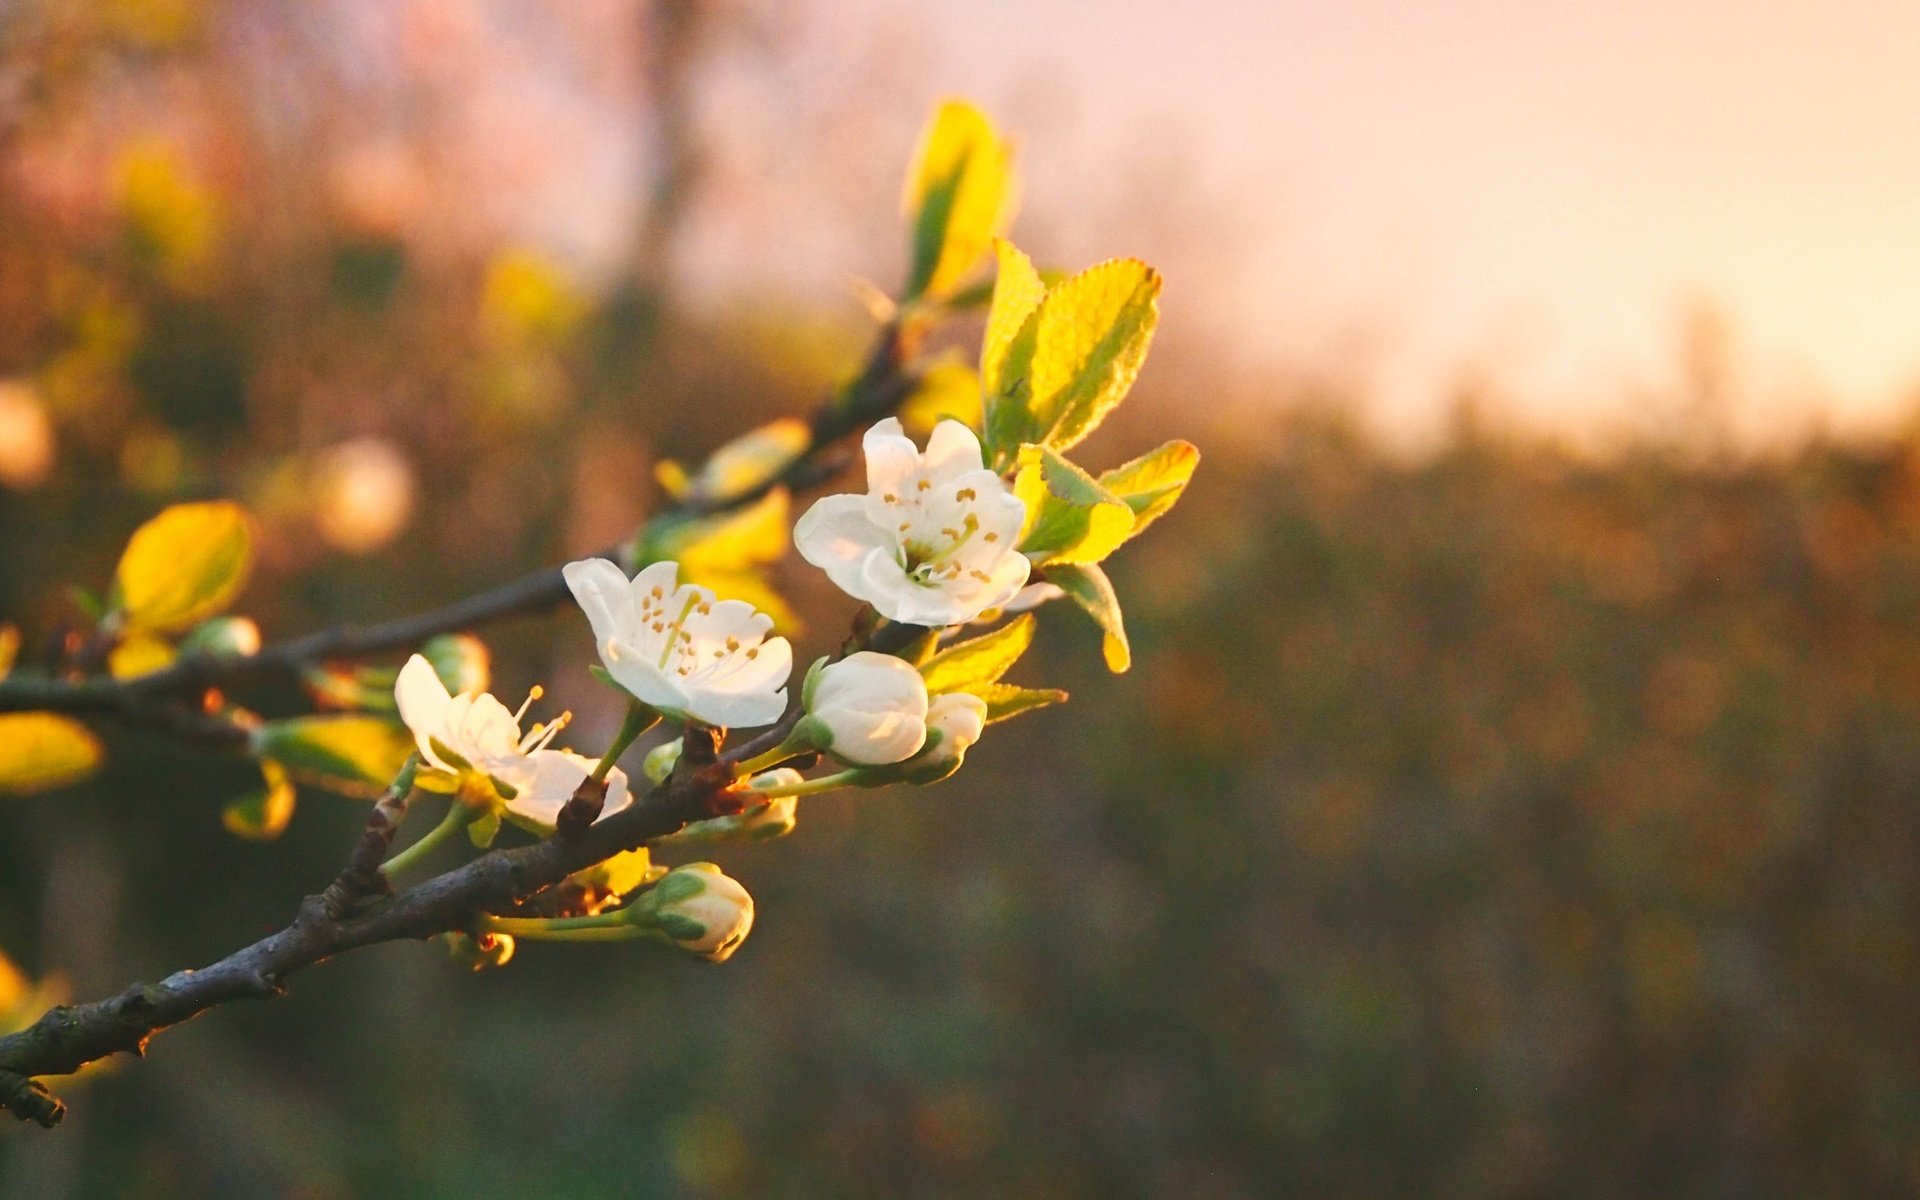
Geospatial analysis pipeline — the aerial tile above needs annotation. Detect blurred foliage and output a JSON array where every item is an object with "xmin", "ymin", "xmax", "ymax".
[{"xmin": 3, "ymin": 2, "xmax": 1919, "ymax": 1198}]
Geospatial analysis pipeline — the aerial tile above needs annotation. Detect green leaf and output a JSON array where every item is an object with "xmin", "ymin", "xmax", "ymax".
[
  {"xmin": 902, "ymin": 99, "xmax": 1015, "ymax": 301},
  {"xmin": 1098, "ymin": 439, "xmax": 1200, "ymax": 536},
  {"xmin": 113, "ymin": 500, "xmax": 254, "ymax": 634},
  {"xmin": 223, "ymin": 760, "xmax": 296, "ymax": 840},
  {"xmin": 1013, "ymin": 444, "xmax": 1136, "ymax": 566},
  {"xmin": 253, "ymin": 715, "xmax": 414, "ymax": 796},
  {"xmin": 1048, "ymin": 562, "xmax": 1131, "ymax": 673},
  {"xmin": 0, "ymin": 713, "xmax": 104, "ymax": 795},
  {"xmin": 467, "ymin": 808, "xmax": 502, "ymax": 849},
  {"xmin": 920, "ymin": 613, "xmax": 1036, "ymax": 694},
  {"xmin": 973, "ymin": 681, "xmax": 1069, "ymax": 723},
  {"xmin": 1025, "ymin": 258, "xmax": 1161, "ymax": 455},
  {"xmin": 981, "ymin": 240, "xmax": 1047, "ymax": 467}
]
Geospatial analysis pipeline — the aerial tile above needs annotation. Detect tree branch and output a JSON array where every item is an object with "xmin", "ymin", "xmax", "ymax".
[
  {"xmin": 0, "ymin": 318, "xmax": 918, "ymax": 725},
  {"xmin": 0, "ymin": 752, "xmax": 737, "ymax": 1127}
]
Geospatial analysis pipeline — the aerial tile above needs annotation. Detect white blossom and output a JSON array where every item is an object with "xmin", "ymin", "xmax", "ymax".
[
  {"xmin": 794, "ymin": 418, "xmax": 1029, "ymax": 625},
  {"xmin": 393, "ymin": 654, "xmax": 631, "ymax": 828},
  {"xmin": 563, "ymin": 558, "xmax": 792, "ymax": 728},
  {"xmin": 804, "ymin": 651, "xmax": 929, "ymax": 765}
]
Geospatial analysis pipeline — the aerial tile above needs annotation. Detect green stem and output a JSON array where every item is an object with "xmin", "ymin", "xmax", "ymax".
[
  {"xmin": 592, "ymin": 699, "xmax": 660, "ymax": 783},
  {"xmin": 480, "ymin": 913, "xmax": 642, "ymax": 943},
  {"xmin": 733, "ymin": 728, "xmax": 817, "ymax": 779},
  {"xmin": 380, "ymin": 802, "xmax": 471, "ymax": 881},
  {"xmin": 748, "ymin": 769, "xmax": 863, "ymax": 799}
]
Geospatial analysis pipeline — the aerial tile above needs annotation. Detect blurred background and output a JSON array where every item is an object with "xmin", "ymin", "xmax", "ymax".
[{"xmin": 3, "ymin": 1, "xmax": 1920, "ymax": 1196}]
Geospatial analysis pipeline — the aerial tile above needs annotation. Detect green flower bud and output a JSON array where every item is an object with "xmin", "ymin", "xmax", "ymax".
[
  {"xmin": 634, "ymin": 863, "xmax": 754, "ymax": 962},
  {"xmin": 180, "ymin": 615, "xmax": 261, "ymax": 658},
  {"xmin": 421, "ymin": 633, "xmax": 490, "ymax": 696}
]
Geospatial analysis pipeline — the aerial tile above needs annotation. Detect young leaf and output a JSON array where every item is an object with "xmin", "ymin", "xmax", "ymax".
[
  {"xmin": 643, "ymin": 489, "xmax": 799, "ymax": 630},
  {"xmin": 113, "ymin": 500, "xmax": 253, "ymax": 634},
  {"xmin": 898, "ymin": 357, "xmax": 983, "ymax": 438},
  {"xmin": 223, "ymin": 760, "xmax": 297, "ymax": 840},
  {"xmin": 253, "ymin": 715, "xmax": 414, "ymax": 795},
  {"xmin": 1048, "ymin": 562, "xmax": 1131, "ymax": 673},
  {"xmin": 1013, "ymin": 444, "xmax": 1136, "ymax": 566},
  {"xmin": 1099, "ymin": 439, "xmax": 1200, "ymax": 536},
  {"xmin": 467, "ymin": 808, "xmax": 502, "ymax": 849},
  {"xmin": 981, "ymin": 240, "xmax": 1047, "ymax": 466},
  {"xmin": 920, "ymin": 613, "xmax": 1036, "ymax": 694},
  {"xmin": 0, "ymin": 713, "xmax": 104, "ymax": 795},
  {"xmin": 107, "ymin": 631, "xmax": 175, "ymax": 680},
  {"xmin": 659, "ymin": 418, "xmax": 810, "ymax": 503},
  {"xmin": 1025, "ymin": 259, "xmax": 1161, "ymax": 454},
  {"xmin": 902, "ymin": 99, "xmax": 1016, "ymax": 302},
  {"xmin": 973, "ymin": 681, "xmax": 1069, "ymax": 723}
]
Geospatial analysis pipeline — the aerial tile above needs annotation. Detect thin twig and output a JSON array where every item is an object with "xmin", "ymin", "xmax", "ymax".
[
  {"xmin": 0, "ymin": 318, "xmax": 918, "ymax": 726},
  {"xmin": 0, "ymin": 751, "xmax": 737, "ymax": 1125}
]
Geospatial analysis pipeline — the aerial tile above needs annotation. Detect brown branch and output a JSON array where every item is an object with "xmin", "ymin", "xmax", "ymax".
[
  {"xmin": 317, "ymin": 764, "xmax": 418, "ymax": 918},
  {"xmin": 0, "ymin": 318, "xmax": 918, "ymax": 725},
  {"xmin": 0, "ymin": 752, "xmax": 738, "ymax": 1127}
]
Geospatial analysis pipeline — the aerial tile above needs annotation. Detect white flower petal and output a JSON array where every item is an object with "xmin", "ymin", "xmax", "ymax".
[
  {"xmin": 795, "ymin": 493, "xmax": 895, "ymax": 580},
  {"xmin": 605, "ymin": 649, "xmax": 691, "ymax": 715},
  {"xmin": 682, "ymin": 681, "xmax": 789, "ymax": 730},
  {"xmin": 394, "ymin": 654, "xmax": 455, "ymax": 767},
  {"xmin": 861, "ymin": 417, "xmax": 921, "ymax": 496},
  {"xmin": 922, "ymin": 419, "xmax": 986, "ymax": 480},
  {"xmin": 504, "ymin": 751, "xmax": 631, "ymax": 829},
  {"xmin": 563, "ymin": 558, "xmax": 638, "ymax": 657}
]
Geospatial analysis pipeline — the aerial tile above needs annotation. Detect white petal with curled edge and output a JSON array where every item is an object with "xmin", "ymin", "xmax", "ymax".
[
  {"xmin": 922, "ymin": 419, "xmax": 986, "ymax": 480},
  {"xmin": 395, "ymin": 654, "xmax": 455, "ymax": 767},
  {"xmin": 563, "ymin": 558, "xmax": 638, "ymax": 658},
  {"xmin": 861, "ymin": 417, "xmax": 922, "ymax": 496}
]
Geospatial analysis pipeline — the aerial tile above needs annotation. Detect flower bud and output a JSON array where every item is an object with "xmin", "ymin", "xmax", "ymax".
[
  {"xmin": 664, "ymin": 771, "xmax": 801, "ymax": 844},
  {"xmin": 636, "ymin": 862, "xmax": 754, "ymax": 962},
  {"xmin": 643, "ymin": 737, "xmax": 683, "ymax": 785},
  {"xmin": 905, "ymin": 692, "xmax": 987, "ymax": 781},
  {"xmin": 421, "ymin": 633, "xmax": 490, "ymax": 696},
  {"xmin": 180, "ymin": 615, "xmax": 261, "ymax": 658},
  {"xmin": 804, "ymin": 651, "xmax": 929, "ymax": 765}
]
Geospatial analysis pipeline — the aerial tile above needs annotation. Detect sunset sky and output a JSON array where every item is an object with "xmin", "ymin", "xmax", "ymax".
[{"xmin": 852, "ymin": 0, "xmax": 1920, "ymax": 438}]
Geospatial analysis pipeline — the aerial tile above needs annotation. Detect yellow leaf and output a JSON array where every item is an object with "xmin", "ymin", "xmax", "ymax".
[
  {"xmin": 1027, "ymin": 258, "xmax": 1161, "ymax": 455},
  {"xmin": 1098, "ymin": 439, "xmax": 1200, "ymax": 535},
  {"xmin": 480, "ymin": 248, "xmax": 587, "ymax": 343},
  {"xmin": 0, "ymin": 948, "xmax": 29, "ymax": 1015},
  {"xmin": 1012, "ymin": 444, "xmax": 1136, "ymax": 566},
  {"xmin": 255, "ymin": 715, "xmax": 413, "ymax": 796},
  {"xmin": 684, "ymin": 418, "xmax": 810, "ymax": 503},
  {"xmin": 108, "ymin": 631, "xmax": 176, "ymax": 680},
  {"xmin": 899, "ymin": 358, "xmax": 983, "ymax": 438},
  {"xmin": 981, "ymin": 240, "xmax": 1046, "ymax": 409},
  {"xmin": 902, "ymin": 99, "xmax": 1017, "ymax": 300},
  {"xmin": 114, "ymin": 500, "xmax": 253, "ymax": 634},
  {"xmin": 224, "ymin": 760, "xmax": 297, "ymax": 840},
  {"xmin": 0, "ymin": 713, "xmax": 104, "ymax": 794},
  {"xmin": 673, "ymin": 489, "xmax": 790, "ymax": 574},
  {"xmin": 0, "ymin": 623, "xmax": 16, "ymax": 680}
]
